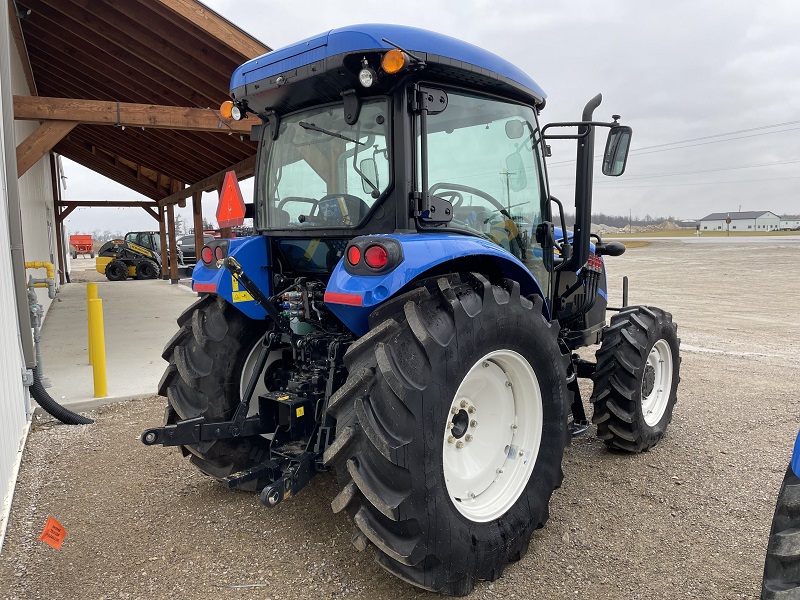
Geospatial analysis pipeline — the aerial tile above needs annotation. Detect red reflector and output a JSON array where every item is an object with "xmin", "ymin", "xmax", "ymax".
[
  {"xmin": 201, "ymin": 246, "xmax": 214, "ymax": 264},
  {"xmin": 194, "ymin": 283, "xmax": 217, "ymax": 293},
  {"xmin": 214, "ymin": 246, "xmax": 225, "ymax": 261},
  {"xmin": 216, "ymin": 170, "xmax": 246, "ymax": 228},
  {"xmin": 347, "ymin": 245, "xmax": 361, "ymax": 265},
  {"xmin": 364, "ymin": 245, "xmax": 388, "ymax": 269},
  {"xmin": 324, "ymin": 291, "xmax": 364, "ymax": 306}
]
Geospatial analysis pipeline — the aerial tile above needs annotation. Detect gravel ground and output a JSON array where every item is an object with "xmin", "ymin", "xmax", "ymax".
[{"xmin": 2, "ymin": 239, "xmax": 799, "ymax": 599}]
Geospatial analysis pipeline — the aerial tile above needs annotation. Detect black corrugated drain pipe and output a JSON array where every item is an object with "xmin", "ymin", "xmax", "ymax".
[{"xmin": 30, "ymin": 370, "xmax": 93, "ymax": 425}]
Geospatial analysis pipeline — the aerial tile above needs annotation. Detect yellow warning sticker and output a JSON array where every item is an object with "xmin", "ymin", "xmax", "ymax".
[
  {"xmin": 278, "ymin": 395, "xmax": 290, "ymax": 401},
  {"xmin": 231, "ymin": 274, "xmax": 253, "ymax": 303},
  {"xmin": 296, "ymin": 406, "xmax": 305, "ymax": 418}
]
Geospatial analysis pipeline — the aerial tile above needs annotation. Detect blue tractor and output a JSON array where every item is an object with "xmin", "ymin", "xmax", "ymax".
[{"xmin": 142, "ymin": 24, "xmax": 681, "ymax": 595}]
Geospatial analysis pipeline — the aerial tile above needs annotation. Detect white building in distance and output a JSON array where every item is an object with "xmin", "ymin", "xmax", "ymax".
[
  {"xmin": 779, "ymin": 218, "xmax": 800, "ymax": 230},
  {"xmin": 699, "ymin": 211, "xmax": 781, "ymax": 232}
]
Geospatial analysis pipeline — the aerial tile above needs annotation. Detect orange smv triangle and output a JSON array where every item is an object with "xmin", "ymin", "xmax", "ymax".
[
  {"xmin": 216, "ymin": 170, "xmax": 246, "ymax": 228},
  {"xmin": 38, "ymin": 516, "xmax": 67, "ymax": 550}
]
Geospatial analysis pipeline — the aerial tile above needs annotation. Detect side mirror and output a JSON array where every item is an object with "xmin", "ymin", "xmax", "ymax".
[
  {"xmin": 359, "ymin": 158, "xmax": 379, "ymax": 194},
  {"xmin": 602, "ymin": 125, "xmax": 632, "ymax": 176},
  {"xmin": 505, "ymin": 152, "xmax": 527, "ymax": 192}
]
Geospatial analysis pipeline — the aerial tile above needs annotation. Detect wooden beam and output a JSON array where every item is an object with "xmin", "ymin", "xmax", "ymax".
[
  {"xmin": 60, "ymin": 201, "xmax": 160, "ymax": 208},
  {"xmin": 158, "ymin": 206, "xmax": 168, "ymax": 279},
  {"xmin": 142, "ymin": 206, "xmax": 159, "ymax": 221},
  {"xmin": 14, "ymin": 95, "xmax": 260, "ymax": 134},
  {"xmin": 58, "ymin": 205, "xmax": 77, "ymax": 221},
  {"xmin": 167, "ymin": 203, "xmax": 179, "ymax": 283},
  {"xmin": 16, "ymin": 121, "xmax": 77, "ymax": 177},
  {"xmin": 8, "ymin": 0, "xmax": 37, "ymax": 94},
  {"xmin": 155, "ymin": 0, "xmax": 270, "ymax": 59},
  {"xmin": 192, "ymin": 191, "xmax": 204, "ymax": 265},
  {"xmin": 159, "ymin": 154, "xmax": 257, "ymax": 205},
  {"xmin": 50, "ymin": 154, "xmax": 65, "ymax": 285}
]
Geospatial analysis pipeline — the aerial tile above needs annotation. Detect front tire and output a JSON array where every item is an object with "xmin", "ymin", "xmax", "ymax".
[
  {"xmin": 324, "ymin": 274, "xmax": 569, "ymax": 595},
  {"xmin": 158, "ymin": 295, "xmax": 270, "ymax": 490},
  {"xmin": 590, "ymin": 306, "xmax": 680, "ymax": 452}
]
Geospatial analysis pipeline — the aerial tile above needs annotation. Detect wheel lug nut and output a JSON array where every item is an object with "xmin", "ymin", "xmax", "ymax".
[
  {"xmin": 467, "ymin": 406, "xmax": 476, "ymax": 414},
  {"xmin": 518, "ymin": 451, "xmax": 524, "ymax": 457},
  {"xmin": 460, "ymin": 400, "xmax": 468, "ymax": 408},
  {"xmin": 451, "ymin": 407, "xmax": 458, "ymax": 415},
  {"xmin": 448, "ymin": 422, "xmax": 454, "ymax": 429},
  {"xmin": 447, "ymin": 435, "xmax": 455, "ymax": 444},
  {"xmin": 456, "ymin": 441, "xmax": 464, "ymax": 449},
  {"xmin": 511, "ymin": 424, "xmax": 518, "ymax": 430},
  {"xmin": 505, "ymin": 381, "xmax": 513, "ymax": 387},
  {"xmin": 496, "ymin": 468, "xmax": 504, "ymax": 474},
  {"xmin": 465, "ymin": 434, "xmax": 473, "ymax": 442},
  {"xmin": 468, "ymin": 491, "xmax": 475, "ymax": 499},
  {"xmin": 482, "ymin": 362, "xmax": 489, "ymax": 368},
  {"xmin": 470, "ymin": 420, "xmax": 478, "ymax": 428}
]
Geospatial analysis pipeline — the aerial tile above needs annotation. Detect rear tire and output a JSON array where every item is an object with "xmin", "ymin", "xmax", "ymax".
[
  {"xmin": 71, "ymin": 250, "xmax": 77, "ymax": 259},
  {"xmin": 762, "ymin": 464, "xmax": 800, "ymax": 599},
  {"xmin": 324, "ymin": 274, "xmax": 569, "ymax": 595},
  {"xmin": 136, "ymin": 259, "xmax": 159, "ymax": 280},
  {"xmin": 158, "ymin": 296, "xmax": 271, "ymax": 490},
  {"xmin": 590, "ymin": 306, "xmax": 680, "ymax": 452},
  {"xmin": 105, "ymin": 260, "xmax": 128, "ymax": 281}
]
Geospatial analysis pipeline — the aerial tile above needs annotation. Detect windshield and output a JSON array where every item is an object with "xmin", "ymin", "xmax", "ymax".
[
  {"xmin": 420, "ymin": 92, "xmax": 546, "ymax": 259},
  {"xmin": 257, "ymin": 99, "xmax": 391, "ymax": 229}
]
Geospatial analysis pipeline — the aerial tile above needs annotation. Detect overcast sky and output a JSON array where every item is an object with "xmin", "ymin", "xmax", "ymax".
[{"xmin": 62, "ymin": 0, "xmax": 800, "ymax": 233}]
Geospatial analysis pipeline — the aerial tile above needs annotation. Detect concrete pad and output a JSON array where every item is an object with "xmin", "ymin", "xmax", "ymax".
[{"xmin": 39, "ymin": 279, "xmax": 197, "ymax": 408}]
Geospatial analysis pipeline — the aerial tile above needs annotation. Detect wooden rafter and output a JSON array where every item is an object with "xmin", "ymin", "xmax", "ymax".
[
  {"xmin": 13, "ymin": 96, "xmax": 260, "ymax": 134},
  {"xmin": 155, "ymin": 0, "xmax": 269, "ymax": 59}
]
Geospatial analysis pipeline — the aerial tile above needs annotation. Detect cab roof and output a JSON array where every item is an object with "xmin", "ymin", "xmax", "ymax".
[{"xmin": 230, "ymin": 24, "xmax": 546, "ymax": 110}]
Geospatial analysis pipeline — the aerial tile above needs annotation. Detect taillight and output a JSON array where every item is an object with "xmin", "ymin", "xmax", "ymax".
[
  {"xmin": 347, "ymin": 246, "xmax": 361, "ymax": 265},
  {"xmin": 214, "ymin": 246, "xmax": 225, "ymax": 261},
  {"xmin": 201, "ymin": 246, "xmax": 213, "ymax": 264},
  {"xmin": 364, "ymin": 245, "xmax": 388, "ymax": 269}
]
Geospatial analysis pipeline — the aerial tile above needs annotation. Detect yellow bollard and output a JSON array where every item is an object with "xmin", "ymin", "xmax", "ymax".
[
  {"xmin": 87, "ymin": 283, "xmax": 98, "ymax": 364},
  {"xmin": 88, "ymin": 298, "xmax": 107, "ymax": 398}
]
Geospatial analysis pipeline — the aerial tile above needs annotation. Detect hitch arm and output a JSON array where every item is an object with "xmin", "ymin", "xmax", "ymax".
[{"xmin": 221, "ymin": 256, "xmax": 291, "ymax": 335}]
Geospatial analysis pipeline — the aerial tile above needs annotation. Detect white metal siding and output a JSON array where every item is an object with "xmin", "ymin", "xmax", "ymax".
[
  {"xmin": 10, "ymin": 28, "xmax": 58, "ymax": 316},
  {"xmin": 0, "ymin": 30, "xmax": 30, "ymax": 546}
]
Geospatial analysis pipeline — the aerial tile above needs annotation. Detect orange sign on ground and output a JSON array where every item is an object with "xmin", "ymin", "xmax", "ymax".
[
  {"xmin": 216, "ymin": 170, "xmax": 246, "ymax": 228},
  {"xmin": 38, "ymin": 516, "xmax": 66, "ymax": 550}
]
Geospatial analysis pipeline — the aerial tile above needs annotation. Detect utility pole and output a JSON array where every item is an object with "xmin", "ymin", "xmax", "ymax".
[
  {"xmin": 629, "ymin": 209, "xmax": 632, "ymax": 233},
  {"xmin": 500, "ymin": 170, "xmax": 514, "ymax": 211}
]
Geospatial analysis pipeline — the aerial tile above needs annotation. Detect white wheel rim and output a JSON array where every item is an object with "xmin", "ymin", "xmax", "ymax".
[
  {"xmin": 641, "ymin": 339, "xmax": 673, "ymax": 426},
  {"xmin": 442, "ymin": 349, "xmax": 543, "ymax": 522}
]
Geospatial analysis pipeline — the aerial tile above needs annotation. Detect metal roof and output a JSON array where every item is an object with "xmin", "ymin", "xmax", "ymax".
[
  {"xmin": 15, "ymin": 0, "xmax": 269, "ymax": 199},
  {"xmin": 700, "ymin": 211, "xmax": 778, "ymax": 221}
]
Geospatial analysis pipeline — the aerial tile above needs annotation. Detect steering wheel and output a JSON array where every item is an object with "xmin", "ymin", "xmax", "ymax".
[
  {"xmin": 428, "ymin": 182, "xmax": 506, "ymax": 214},
  {"xmin": 278, "ymin": 196, "xmax": 318, "ymax": 213},
  {"xmin": 309, "ymin": 193, "xmax": 371, "ymax": 226}
]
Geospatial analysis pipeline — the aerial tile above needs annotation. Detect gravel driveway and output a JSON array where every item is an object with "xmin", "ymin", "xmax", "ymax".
[{"xmin": 2, "ymin": 239, "xmax": 798, "ymax": 599}]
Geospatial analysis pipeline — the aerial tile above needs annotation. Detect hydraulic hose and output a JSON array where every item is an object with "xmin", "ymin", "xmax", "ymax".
[{"xmin": 30, "ymin": 371, "xmax": 94, "ymax": 425}]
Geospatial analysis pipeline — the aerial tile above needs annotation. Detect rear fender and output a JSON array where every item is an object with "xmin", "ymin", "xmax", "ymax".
[
  {"xmin": 191, "ymin": 236, "xmax": 271, "ymax": 320},
  {"xmin": 324, "ymin": 233, "xmax": 547, "ymax": 335}
]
